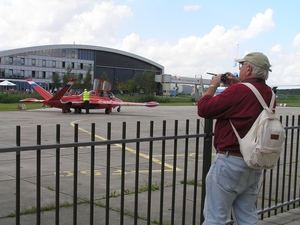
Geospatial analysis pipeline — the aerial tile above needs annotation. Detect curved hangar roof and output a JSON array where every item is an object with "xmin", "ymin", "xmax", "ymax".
[{"xmin": 0, "ymin": 44, "xmax": 164, "ymax": 71}]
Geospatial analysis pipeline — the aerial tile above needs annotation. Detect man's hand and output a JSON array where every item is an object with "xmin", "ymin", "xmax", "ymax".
[
  {"xmin": 210, "ymin": 74, "xmax": 221, "ymax": 87},
  {"xmin": 224, "ymin": 72, "xmax": 240, "ymax": 86}
]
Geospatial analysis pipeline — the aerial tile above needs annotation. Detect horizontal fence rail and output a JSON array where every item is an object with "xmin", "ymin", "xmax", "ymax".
[{"xmin": 0, "ymin": 116, "xmax": 299, "ymax": 225}]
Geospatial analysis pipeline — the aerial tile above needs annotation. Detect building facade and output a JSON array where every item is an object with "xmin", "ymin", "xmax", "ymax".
[{"xmin": 0, "ymin": 44, "xmax": 164, "ymax": 91}]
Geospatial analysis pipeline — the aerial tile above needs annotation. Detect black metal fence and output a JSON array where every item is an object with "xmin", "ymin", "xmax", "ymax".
[{"xmin": 0, "ymin": 116, "xmax": 299, "ymax": 225}]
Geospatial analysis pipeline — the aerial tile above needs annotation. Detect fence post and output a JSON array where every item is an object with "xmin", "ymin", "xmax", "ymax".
[{"xmin": 200, "ymin": 118, "xmax": 214, "ymax": 224}]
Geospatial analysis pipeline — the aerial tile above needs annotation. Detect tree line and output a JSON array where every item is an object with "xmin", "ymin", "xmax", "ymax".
[
  {"xmin": 51, "ymin": 66, "xmax": 92, "ymax": 92},
  {"xmin": 52, "ymin": 66, "xmax": 158, "ymax": 95}
]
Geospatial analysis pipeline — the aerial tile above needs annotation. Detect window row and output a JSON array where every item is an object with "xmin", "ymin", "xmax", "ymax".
[
  {"xmin": 0, "ymin": 69, "xmax": 86, "ymax": 79},
  {"xmin": 2, "ymin": 57, "xmax": 92, "ymax": 70}
]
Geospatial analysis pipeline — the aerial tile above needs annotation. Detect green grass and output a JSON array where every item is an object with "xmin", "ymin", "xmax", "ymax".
[
  {"xmin": 0, "ymin": 103, "xmax": 44, "ymax": 111},
  {"xmin": 277, "ymin": 100, "xmax": 300, "ymax": 107}
]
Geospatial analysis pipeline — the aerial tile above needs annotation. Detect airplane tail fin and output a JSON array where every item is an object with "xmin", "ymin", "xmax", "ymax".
[
  {"xmin": 26, "ymin": 78, "xmax": 53, "ymax": 100},
  {"xmin": 51, "ymin": 78, "xmax": 77, "ymax": 100},
  {"xmin": 25, "ymin": 78, "xmax": 77, "ymax": 101}
]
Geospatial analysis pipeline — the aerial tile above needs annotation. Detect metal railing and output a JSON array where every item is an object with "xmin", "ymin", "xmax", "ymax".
[{"xmin": 0, "ymin": 116, "xmax": 299, "ymax": 225}]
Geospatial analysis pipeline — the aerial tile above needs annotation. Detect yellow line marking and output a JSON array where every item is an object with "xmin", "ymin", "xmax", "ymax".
[
  {"xmin": 70, "ymin": 119, "xmax": 181, "ymax": 171},
  {"xmin": 81, "ymin": 170, "xmax": 102, "ymax": 176},
  {"xmin": 112, "ymin": 169, "xmax": 128, "ymax": 175},
  {"xmin": 153, "ymin": 153, "xmax": 201, "ymax": 157},
  {"xmin": 131, "ymin": 169, "xmax": 181, "ymax": 173}
]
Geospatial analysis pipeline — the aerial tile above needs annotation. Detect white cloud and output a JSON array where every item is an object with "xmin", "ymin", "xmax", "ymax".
[
  {"xmin": 0, "ymin": 0, "xmax": 132, "ymax": 49},
  {"xmin": 292, "ymin": 34, "xmax": 300, "ymax": 47},
  {"xmin": 114, "ymin": 10, "xmax": 276, "ymax": 78},
  {"xmin": 184, "ymin": 5, "xmax": 201, "ymax": 12},
  {"xmin": 271, "ymin": 44, "xmax": 282, "ymax": 52},
  {"xmin": 0, "ymin": 2, "xmax": 297, "ymax": 86},
  {"xmin": 61, "ymin": 2, "xmax": 132, "ymax": 45},
  {"xmin": 244, "ymin": 9, "xmax": 275, "ymax": 38},
  {"xmin": 268, "ymin": 52, "xmax": 300, "ymax": 85}
]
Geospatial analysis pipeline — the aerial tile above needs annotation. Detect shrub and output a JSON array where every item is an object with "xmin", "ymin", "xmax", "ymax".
[{"xmin": 0, "ymin": 92, "xmax": 42, "ymax": 103}]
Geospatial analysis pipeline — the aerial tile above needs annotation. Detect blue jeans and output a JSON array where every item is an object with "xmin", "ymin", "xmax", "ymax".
[{"xmin": 203, "ymin": 154, "xmax": 262, "ymax": 225}]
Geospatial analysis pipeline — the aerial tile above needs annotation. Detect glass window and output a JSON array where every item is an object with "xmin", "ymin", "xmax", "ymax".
[
  {"xmin": 9, "ymin": 57, "xmax": 13, "ymax": 64},
  {"xmin": 21, "ymin": 58, "xmax": 25, "ymax": 65},
  {"xmin": 21, "ymin": 70, "xmax": 24, "ymax": 77},
  {"xmin": 52, "ymin": 61, "xmax": 56, "ymax": 67},
  {"xmin": 62, "ymin": 61, "xmax": 65, "ymax": 68},
  {"xmin": 9, "ymin": 69, "xmax": 13, "ymax": 77},
  {"xmin": 72, "ymin": 62, "xmax": 75, "ymax": 68},
  {"xmin": 80, "ymin": 63, "xmax": 83, "ymax": 69},
  {"xmin": 32, "ymin": 71, "xmax": 35, "ymax": 78},
  {"xmin": 42, "ymin": 71, "xmax": 46, "ymax": 78},
  {"xmin": 42, "ymin": 60, "xmax": 46, "ymax": 67},
  {"xmin": 32, "ymin": 59, "xmax": 35, "ymax": 66}
]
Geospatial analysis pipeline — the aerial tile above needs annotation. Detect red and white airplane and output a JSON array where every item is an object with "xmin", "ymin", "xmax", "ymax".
[{"xmin": 20, "ymin": 78, "xmax": 159, "ymax": 114}]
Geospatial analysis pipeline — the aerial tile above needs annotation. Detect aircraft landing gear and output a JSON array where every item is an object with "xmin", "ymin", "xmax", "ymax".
[
  {"xmin": 74, "ymin": 108, "xmax": 82, "ymax": 114},
  {"xmin": 117, "ymin": 106, "xmax": 121, "ymax": 112},
  {"xmin": 62, "ymin": 109, "xmax": 72, "ymax": 113},
  {"xmin": 105, "ymin": 108, "xmax": 110, "ymax": 114}
]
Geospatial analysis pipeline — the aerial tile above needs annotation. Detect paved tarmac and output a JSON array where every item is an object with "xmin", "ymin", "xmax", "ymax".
[
  {"xmin": 0, "ymin": 105, "xmax": 299, "ymax": 225},
  {"xmin": 258, "ymin": 207, "xmax": 300, "ymax": 225}
]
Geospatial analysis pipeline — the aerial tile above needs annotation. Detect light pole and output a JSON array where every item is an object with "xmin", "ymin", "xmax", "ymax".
[{"xmin": 194, "ymin": 75, "xmax": 203, "ymax": 95}]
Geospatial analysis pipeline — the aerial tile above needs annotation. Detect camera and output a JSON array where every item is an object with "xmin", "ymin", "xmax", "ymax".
[
  {"xmin": 207, "ymin": 72, "xmax": 230, "ymax": 84},
  {"xmin": 221, "ymin": 74, "xmax": 228, "ymax": 84}
]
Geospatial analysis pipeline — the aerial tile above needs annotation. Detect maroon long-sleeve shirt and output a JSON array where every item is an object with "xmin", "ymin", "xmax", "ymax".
[{"xmin": 197, "ymin": 79, "xmax": 275, "ymax": 153}]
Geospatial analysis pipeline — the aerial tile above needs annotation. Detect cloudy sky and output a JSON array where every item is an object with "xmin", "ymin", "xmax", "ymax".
[{"xmin": 0, "ymin": 0, "xmax": 299, "ymax": 86}]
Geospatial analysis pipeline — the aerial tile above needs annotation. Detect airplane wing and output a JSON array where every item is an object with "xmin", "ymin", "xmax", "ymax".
[
  {"xmin": 92, "ymin": 100, "xmax": 159, "ymax": 107},
  {"xmin": 19, "ymin": 98, "xmax": 44, "ymax": 103}
]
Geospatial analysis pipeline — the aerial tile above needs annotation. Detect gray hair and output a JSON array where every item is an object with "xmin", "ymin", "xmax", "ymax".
[{"xmin": 245, "ymin": 61, "xmax": 269, "ymax": 80}]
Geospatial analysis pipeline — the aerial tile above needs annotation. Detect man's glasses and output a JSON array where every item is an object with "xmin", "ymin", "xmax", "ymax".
[{"xmin": 239, "ymin": 62, "xmax": 247, "ymax": 69}]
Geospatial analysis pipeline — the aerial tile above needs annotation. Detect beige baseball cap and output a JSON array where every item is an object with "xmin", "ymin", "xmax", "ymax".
[{"xmin": 235, "ymin": 52, "xmax": 272, "ymax": 72}]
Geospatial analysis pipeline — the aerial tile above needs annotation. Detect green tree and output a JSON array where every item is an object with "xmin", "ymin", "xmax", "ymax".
[
  {"xmin": 72, "ymin": 73, "xmax": 83, "ymax": 90},
  {"xmin": 83, "ymin": 67, "xmax": 92, "ymax": 90},
  {"xmin": 127, "ymin": 69, "xmax": 157, "ymax": 94},
  {"xmin": 62, "ymin": 65, "xmax": 73, "ymax": 85},
  {"xmin": 115, "ymin": 76, "xmax": 121, "ymax": 90},
  {"xmin": 131, "ymin": 73, "xmax": 142, "ymax": 93},
  {"xmin": 100, "ymin": 71, "xmax": 108, "ymax": 81},
  {"xmin": 144, "ymin": 68, "xmax": 157, "ymax": 94},
  {"xmin": 123, "ymin": 79, "xmax": 136, "ymax": 94},
  {"xmin": 52, "ymin": 72, "xmax": 60, "ymax": 90}
]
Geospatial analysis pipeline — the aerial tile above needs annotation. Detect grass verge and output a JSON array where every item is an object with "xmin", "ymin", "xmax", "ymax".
[{"xmin": 0, "ymin": 103, "xmax": 44, "ymax": 111}]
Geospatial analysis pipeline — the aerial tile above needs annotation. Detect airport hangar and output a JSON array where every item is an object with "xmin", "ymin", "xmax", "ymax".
[{"xmin": 0, "ymin": 44, "xmax": 165, "ymax": 93}]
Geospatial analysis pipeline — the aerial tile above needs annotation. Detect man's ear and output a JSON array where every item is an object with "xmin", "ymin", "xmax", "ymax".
[{"xmin": 245, "ymin": 64, "xmax": 252, "ymax": 77}]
